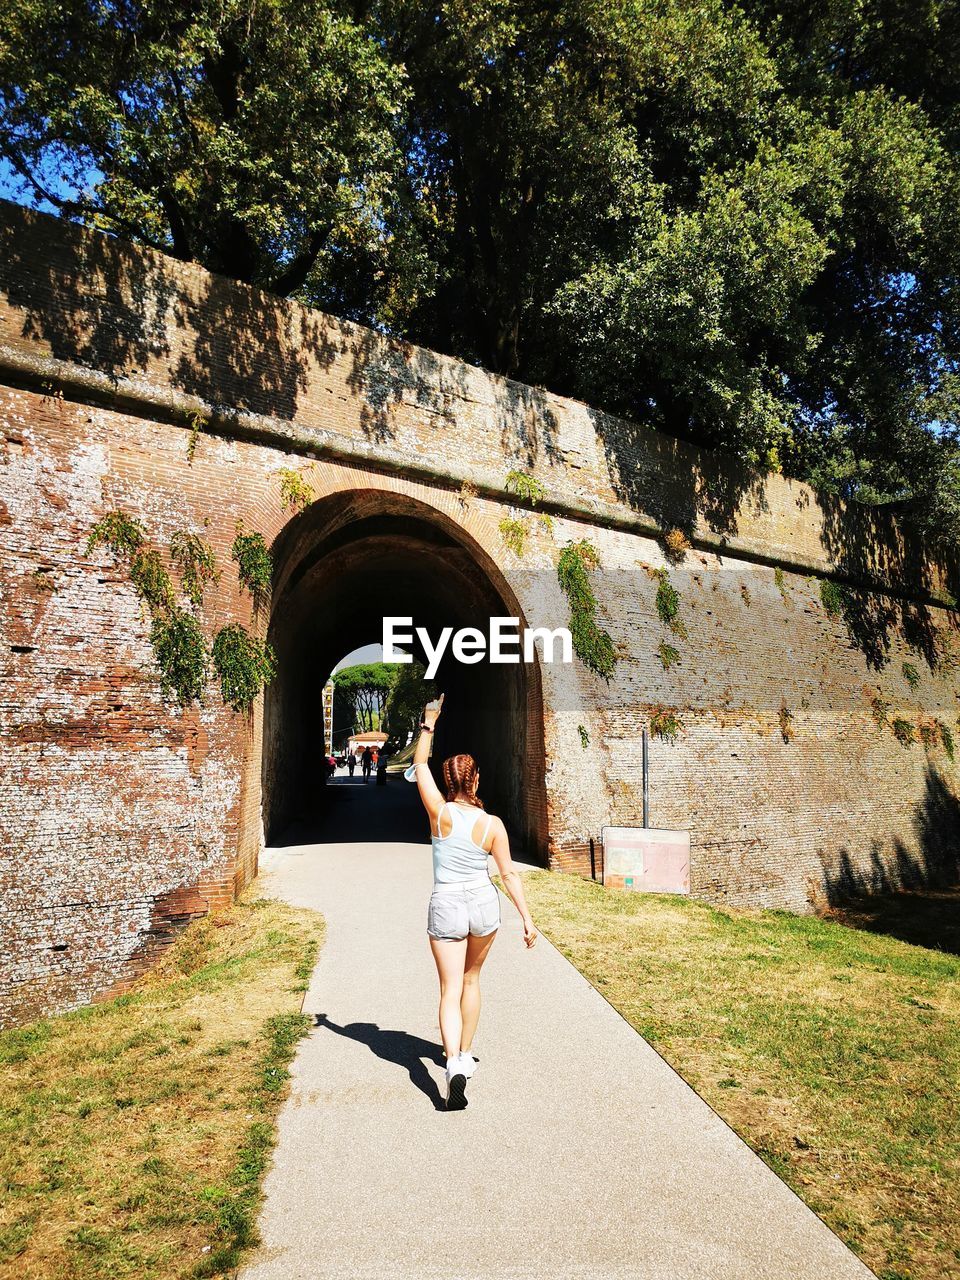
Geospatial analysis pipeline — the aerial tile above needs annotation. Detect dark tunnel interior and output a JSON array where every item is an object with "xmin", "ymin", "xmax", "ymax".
[{"xmin": 261, "ymin": 490, "xmax": 547, "ymax": 859}]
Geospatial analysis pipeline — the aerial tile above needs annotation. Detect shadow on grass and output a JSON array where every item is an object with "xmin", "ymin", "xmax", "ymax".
[{"xmin": 818, "ymin": 886, "xmax": 960, "ymax": 957}]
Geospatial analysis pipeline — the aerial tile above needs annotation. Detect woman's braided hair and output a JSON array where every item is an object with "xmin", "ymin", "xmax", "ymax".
[{"xmin": 442, "ymin": 753, "xmax": 484, "ymax": 809}]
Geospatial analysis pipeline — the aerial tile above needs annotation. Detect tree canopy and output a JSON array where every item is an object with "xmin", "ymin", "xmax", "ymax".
[
  {"xmin": 332, "ymin": 662, "xmax": 399, "ymax": 732},
  {"xmin": 2, "ymin": 0, "xmax": 958, "ymax": 542},
  {"xmin": 382, "ymin": 659, "xmax": 436, "ymax": 746}
]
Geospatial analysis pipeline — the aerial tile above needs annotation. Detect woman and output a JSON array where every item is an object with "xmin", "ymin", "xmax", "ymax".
[{"xmin": 412, "ymin": 693, "xmax": 538, "ymax": 1111}]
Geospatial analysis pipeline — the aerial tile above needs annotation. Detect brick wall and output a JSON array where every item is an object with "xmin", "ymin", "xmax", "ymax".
[{"xmin": 1, "ymin": 201, "xmax": 958, "ymax": 1026}]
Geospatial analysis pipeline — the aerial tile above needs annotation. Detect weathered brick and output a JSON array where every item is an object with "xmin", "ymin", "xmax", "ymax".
[{"xmin": 0, "ymin": 200, "xmax": 957, "ymax": 1027}]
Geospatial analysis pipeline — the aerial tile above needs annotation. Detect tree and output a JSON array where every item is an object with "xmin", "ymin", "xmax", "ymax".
[
  {"xmin": 377, "ymin": 0, "xmax": 960, "ymax": 542},
  {"xmin": 3, "ymin": 0, "xmax": 958, "ymax": 543},
  {"xmin": 382, "ymin": 659, "xmax": 435, "ymax": 747},
  {"xmin": 331, "ymin": 682, "xmax": 356, "ymax": 743},
  {"xmin": 0, "ymin": 0, "xmax": 405, "ymax": 295},
  {"xmin": 332, "ymin": 662, "xmax": 398, "ymax": 733}
]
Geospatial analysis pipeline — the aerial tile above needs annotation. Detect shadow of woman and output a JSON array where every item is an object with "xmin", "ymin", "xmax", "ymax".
[{"xmin": 314, "ymin": 1013, "xmax": 449, "ymax": 1111}]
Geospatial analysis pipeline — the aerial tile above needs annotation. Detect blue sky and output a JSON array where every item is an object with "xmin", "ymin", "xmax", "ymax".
[{"xmin": 331, "ymin": 643, "xmax": 383, "ymax": 676}]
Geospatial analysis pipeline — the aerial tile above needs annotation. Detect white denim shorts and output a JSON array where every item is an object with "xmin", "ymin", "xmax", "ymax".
[{"xmin": 427, "ymin": 877, "xmax": 500, "ymax": 941}]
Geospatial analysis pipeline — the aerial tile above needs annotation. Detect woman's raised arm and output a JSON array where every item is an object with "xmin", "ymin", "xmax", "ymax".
[{"xmin": 413, "ymin": 693, "xmax": 445, "ymax": 823}]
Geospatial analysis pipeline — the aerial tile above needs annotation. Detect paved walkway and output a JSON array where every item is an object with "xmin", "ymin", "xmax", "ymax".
[{"xmin": 241, "ymin": 778, "xmax": 875, "ymax": 1280}]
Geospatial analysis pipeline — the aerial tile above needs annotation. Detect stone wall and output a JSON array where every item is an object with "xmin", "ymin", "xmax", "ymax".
[{"xmin": 1, "ymin": 200, "xmax": 958, "ymax": 1026}]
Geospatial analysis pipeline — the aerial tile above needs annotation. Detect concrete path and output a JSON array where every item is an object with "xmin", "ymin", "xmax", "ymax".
[{"xmin": 241, "ymin": 778, "xmax": 875, "ymax": 1280}]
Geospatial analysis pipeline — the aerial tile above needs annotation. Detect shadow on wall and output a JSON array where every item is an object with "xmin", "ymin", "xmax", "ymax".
[
  {"xmin": 819, "ymin": 764, "xmax": 960, "ymax": 908},
  {"xmin": 588, "ymin": 403, "xmax": 770, "ymax": 541},
  {"xmin": 3, "ymin": 199, "xmax": 958, "ymax": 651},
  {"xmin": 0, "ymin": 202, "xmax": 337, "ymax": 422},
  {"xmin": 817, "ymin": 493, "xmax": 959, "ymax": 671},
  {"xmin": 0, "ymin": 201, "xmax": 568, "ymax": 473},
  {"xmin": 342, "ymin": 322, "xmax": 566, "ymax": 470},
  {"xmin": 588, "ymin": 394, "xmax": 959, "ymax": 675}
]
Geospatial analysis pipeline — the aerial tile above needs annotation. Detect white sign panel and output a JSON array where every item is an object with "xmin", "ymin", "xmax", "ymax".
[{"xmin": 602, "ymin": 826, "xmax": 691, "ymax": 895}]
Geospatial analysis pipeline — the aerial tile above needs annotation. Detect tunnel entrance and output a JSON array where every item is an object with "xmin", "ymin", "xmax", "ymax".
[{"xmin": 261, "ymin": 490, "xmax": 547, "ymax": 860}]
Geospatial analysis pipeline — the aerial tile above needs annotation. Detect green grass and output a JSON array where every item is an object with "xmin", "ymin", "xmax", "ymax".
[
  {"xmin": 519, "ymin": 869, "xmax": 960, "ymax": 1280},
  {"xmin": 0, "ymin": 896, "xmax": 324, "ymax": 1279}
]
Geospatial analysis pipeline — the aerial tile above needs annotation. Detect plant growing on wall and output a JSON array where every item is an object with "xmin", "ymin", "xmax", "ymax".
[
  {"xmin": 498, "ymin": 516, "xmax": 527, "ymax": 557},
  {"xmin": 170, "ymin": 531, "xmax": 220, "ymax": 608},
  {"xmin": 129, "ymin": 548, "xmax": 176, "ymax": 616},
  {"xmin": 918, "ymin": 719, "xmax": 939, "ymax": 748},
  {"xmin": 212, "ymin": 624, "xmax": 277, "ymax": 712},
  {"xmin": 901, "ymin": 661, "xmax": 921, "ymax": 690},
  {"xmin": 277, "ymin": 467, "xmax": 315, "ymax": 512},
  {"xmin": 662, "ymin": 527, "xmax": 690, "ymax": 563},
  {"xmin": 866, "ymin": 688, "xmax": 890, "ymax": 727},
  {"xmin": 819, "ymin": 579, "xmax": 847, "ymax": 618},
  {"xmin": 499, "ymin": 472, "xmax": 553, "ymax": 555},
  {"xmin": 86, "ymin": 511, "xmax": 146, "ymax": 560},
  {"xmin": 557, "ymin": 540, "xmax": 616, "ymax": 679},
  {"xmin": 778, "ymin": 703, "xmax": 794, "ymax": 743},
  {"xmin": 774, "ymin": 567, "xmax": 789, "ymax": 601},
  {"xmin": 184, "ymin": 411, "xmax": 206, "ymax": 463},
  {"xmin": 650, "ymin": 707, "xmax": 681, "ymax": 742},
  {"xmin": 891, "ymin": 717, "xmax": 916, "ymax": 745},
  {"xmin": 939, "ymin": 721, "xmax": 955, "ymax": 761},
  {"xmin": 505, "ymin": 470, "xmax": 545, "ymax": 506},
  {"xmin": 232, "ymin": 527, "xmax": 273, "ymax": 603},
  {"xmin": 654, "ymin": 569, "xmax": 687, "ymax": 638},
  {"xmin": 88, "ymin": 509, "xmax": 275, "ymax": 711},
  {"xmin": 577, "ymin": 724, "xmax": 590, "ymax": 749},
  {"xmin": 658, "ymin": 641, "xmax": 680, "ymax": 670},
  {"xmin": 150, "ymin": 608, "xmax": 209, "ymax": 705}
]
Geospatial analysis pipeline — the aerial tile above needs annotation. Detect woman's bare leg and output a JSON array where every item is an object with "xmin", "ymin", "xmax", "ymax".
[
  {"xmin": 429, "ymin": 937, "xmax": 468, "ymax": 1059},
  {"xmin": 460, "ymin": 931, "xmax": 497, "ymax": 1053}
]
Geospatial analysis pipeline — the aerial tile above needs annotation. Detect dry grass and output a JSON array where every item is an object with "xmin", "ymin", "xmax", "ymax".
[
  {"xmin": 0, "ymin": 895, "xmax": 324, "ymax": 1280},
  {"xmin": 518, "ymin": 869, "xmax": 960, "ymax": 1280}
]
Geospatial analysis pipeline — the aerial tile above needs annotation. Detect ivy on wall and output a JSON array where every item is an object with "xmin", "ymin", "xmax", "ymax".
[
  {"xmin": 498, "ymin": 470, "xmax": 553, "ymax": 557},
  {"xmin": 232, "ymin": 527, "xmax": 273, "ymax": 603},
  {"xmin": 170, "ymin": 530, "xmax": 220, "ymax": 608},
  {"xmin": 130, "ymin": 548, "xmax": 175, "ymax": 615},
  {"xmin": 498, "ymin": 517, "xmax": 527, "ymax": 557},
  {"xmin": 504, "ymin": 469, "xmax": 545, "ymax": 506},
  {"xmin": 277, "ymin": 466, "xmax": 315, "ymax": 512},
  {"xmin": 86, "ymin": 509, "xmax": 275, "ymax": 712},
  {"xmin": 151, "ymin": 608, "xmax": 208, "ymax": 704},
  {"xmin": 653, "ymin": 568, "xmax": 687, "ymax": 638},
  {"xmin": 86, "ymin": 511, "xmax": 146, "ymax": 560},
  {"xmin": 650, "ymin": 707, "xmax": 681, "ymax": 742},
  {"xmin": 658, "ymin": 641, "xmax": 680, "ymax": 670},
  {"xmin": 184, "ymin": 410, "xmax": 206, "ymax": 463},
  {"xmin": 556, "ymin": 539, "xmax": 616, "ymax": 680},
  {"xmin": 819, "ymin": 579, "xmax": 848, "ymax": 618},
  {"xmin": 212, "ymin": 624, "xmax": 277, "ymax": 712}
]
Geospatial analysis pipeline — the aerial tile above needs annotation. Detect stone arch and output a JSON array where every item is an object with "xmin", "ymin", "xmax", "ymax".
[{"xmin": 260, "ymin": 482, "xmax": 548, "ymax": 861}]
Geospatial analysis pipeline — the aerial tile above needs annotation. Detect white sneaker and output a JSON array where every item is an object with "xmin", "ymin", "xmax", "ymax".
[
  {"xmin": 445, "ymin": 1061, "xmax": 467, "ymax": 1110},
  {"xmin": 457, "ymin": 1051, "xmax": 478, "ymax": 1079}
]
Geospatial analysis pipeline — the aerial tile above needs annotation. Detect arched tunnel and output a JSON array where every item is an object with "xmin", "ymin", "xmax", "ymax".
[{"xmin": 261, "ymin": 489, "xmax": 547, "ymax": 859}]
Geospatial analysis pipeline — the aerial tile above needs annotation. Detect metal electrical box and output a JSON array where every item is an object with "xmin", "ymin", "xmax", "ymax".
[{"xmin": 602, "ymin": 826, "xmax": 691, "ymax": 895}]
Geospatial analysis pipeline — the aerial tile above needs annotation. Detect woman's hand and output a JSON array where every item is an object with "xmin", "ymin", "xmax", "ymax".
[
  {"xmin": 423, "ymin": 692, "xmax": 444, "ymax": 729},
  {"xmin": 522, "ymin": 918, "xmax": 538, "ymax": 948}
]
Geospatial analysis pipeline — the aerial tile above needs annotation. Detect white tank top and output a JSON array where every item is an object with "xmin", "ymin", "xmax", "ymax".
[{"xmin": 432, "ymin": 802, "xmax": 494, "ymax": 884}]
